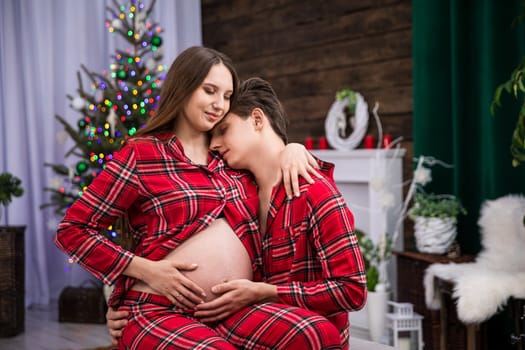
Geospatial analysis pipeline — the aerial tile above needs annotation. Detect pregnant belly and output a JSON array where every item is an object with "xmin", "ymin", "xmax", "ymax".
[{"xmin": 133, "ymin": 218, "xmax": 253, "ymax": 301}]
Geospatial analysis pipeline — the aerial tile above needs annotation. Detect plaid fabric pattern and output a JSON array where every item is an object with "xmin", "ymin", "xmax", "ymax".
[
  {"xmin": 119, "ymin": 291, "xmax": 236, "ymax": 349},
  {"xmin": 216, "ymin": 302, "xmax": 342, "ymax": 350},
  {"xmin": 55, "ymin": 132, "xmax": 261, "ymax": 307},
  {"xmin": 262, "ymin": 160, "xmax": 367, "ymax": 347},
  {"xmin": 121, "ymin": 291, "xmax": 341, "ymax": 350}
]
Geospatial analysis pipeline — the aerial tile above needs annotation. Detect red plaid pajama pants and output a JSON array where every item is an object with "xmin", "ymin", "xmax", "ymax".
[{"xmin": 119, "ymin": 290, "xmax": 342, "ymax": 349}]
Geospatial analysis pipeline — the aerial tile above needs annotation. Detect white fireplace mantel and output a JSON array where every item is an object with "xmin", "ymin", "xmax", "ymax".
[
  {"xmin": 311, "ymin": 148, "xmax": 406, "ymax": 335},
  {"xmin": 311, "ymin": 149, "xmax": 406, "ymax": 245}
]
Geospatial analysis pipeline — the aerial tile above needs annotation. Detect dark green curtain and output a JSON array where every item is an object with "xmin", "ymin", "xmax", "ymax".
[{"xmin": 413, "ymin": 0, "xmax": 525, "ymax": 255}]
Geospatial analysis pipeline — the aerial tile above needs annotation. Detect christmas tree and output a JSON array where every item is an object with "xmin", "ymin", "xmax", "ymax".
[{"xmin": 43, "ymin": 0, "xmax": 166, "ymax": 243}]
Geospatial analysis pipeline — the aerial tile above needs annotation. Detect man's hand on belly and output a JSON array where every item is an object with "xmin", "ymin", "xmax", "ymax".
[
  {"xmin": 194, "ymin": 279, "xmax": 278, "ymax": 322},
  {"xmin": 106, "ymin": 307, "xmax": 128, "ymax": 346}
]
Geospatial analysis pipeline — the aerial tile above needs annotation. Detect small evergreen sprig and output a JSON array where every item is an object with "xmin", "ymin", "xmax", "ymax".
[
  {"xmin": 0, "ymin": 173, "xmax": 24, "ymax": 207},
  {"xmin": 336, "ymin": 88, "xmax": 357, "ymax": 114}
]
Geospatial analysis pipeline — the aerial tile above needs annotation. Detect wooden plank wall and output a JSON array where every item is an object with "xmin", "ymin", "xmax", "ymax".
[
  {"xmin": 202, "ymin": 0, "xmax": 413, "ymax": 159},
  {"xmin": 202, "ymin": 0, "xmax": 414, "ymax": 245}
]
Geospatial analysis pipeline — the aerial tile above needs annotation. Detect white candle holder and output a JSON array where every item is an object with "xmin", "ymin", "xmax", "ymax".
[{"xmin": 386, "ymin": 301, "xmax": 424, "ymax": 350}]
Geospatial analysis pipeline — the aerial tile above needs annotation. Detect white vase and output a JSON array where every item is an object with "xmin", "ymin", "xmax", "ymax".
[
  {"xmin": 366, "ymin": 289, "xmax": 389, "ymax": 343},
  {"xmin": 414, "ymin": 216, "xmax": 457, "ymax": 254}
]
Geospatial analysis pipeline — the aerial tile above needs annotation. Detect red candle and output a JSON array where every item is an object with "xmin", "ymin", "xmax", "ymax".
[
  {"xmin": 382, "ymin": 134, "xmax": 393, "ymax": 149},
  {"xmin": 364, "ymin": 134, "xmax": 375, "ymax": 149},
  {"xmin": 304, "ymin": 137, "xmax": 314, "ymax": 150},
  {"xmin": 318, "ymin": 136, "xmax": 329, "ymax": 150}
]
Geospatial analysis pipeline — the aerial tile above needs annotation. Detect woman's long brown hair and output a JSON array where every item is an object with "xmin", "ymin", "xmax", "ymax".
[
  {"xmin": 121, "ymin": 47, "xmax": 237, "ymax": 249},
  {"xmin": 136, "ymin": 46, "xmax": 239, "ymax": 137}
]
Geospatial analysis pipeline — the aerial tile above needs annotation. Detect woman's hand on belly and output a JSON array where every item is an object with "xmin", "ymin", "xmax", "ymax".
[
  {"xmin": 194, "ymin": 280, "xmax": 278, "ymax": 322},
  {"xmin": 138, "ymin": 258, "xmax": 207, "ymax": 308}
]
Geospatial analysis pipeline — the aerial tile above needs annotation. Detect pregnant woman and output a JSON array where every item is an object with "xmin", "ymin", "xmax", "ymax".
[{"xmin": 55, "ymin": 46, "xmax": 336, "ymax": 349}]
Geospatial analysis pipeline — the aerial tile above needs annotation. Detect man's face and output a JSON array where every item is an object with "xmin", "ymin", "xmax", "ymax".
[{"xmin": 210, "ymin": 113, "xmax": 255, "ymax": 169}]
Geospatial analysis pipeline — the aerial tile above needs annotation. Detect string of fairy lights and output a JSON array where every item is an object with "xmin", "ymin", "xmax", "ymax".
[{"xmin": 45, "ymin": 1, "xmax": 167, "ymax": 255}]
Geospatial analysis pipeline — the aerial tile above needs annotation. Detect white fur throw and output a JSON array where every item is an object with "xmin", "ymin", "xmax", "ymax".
[{"xmin": 423, "ymin": 194, "xmax": 525, "ymax": 324}]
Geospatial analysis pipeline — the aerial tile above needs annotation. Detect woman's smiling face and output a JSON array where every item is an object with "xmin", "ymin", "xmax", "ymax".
[{"xmin": 181, "ymin": 63, "xmax": 234, "ymax": 133}]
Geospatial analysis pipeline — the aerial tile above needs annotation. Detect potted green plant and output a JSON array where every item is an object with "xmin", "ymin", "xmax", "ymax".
[
  {"xmin": 356, "ymin": 229, "xmax": 392, "ymax": 292},
  {"xmin": 356, "ymin": 229, "xmax": 392, "ymax": 342},
  {"xmin": 0, "ymin": 172, "xmax": 24, "ymax": 223},
  {"xmin": 0, "ymin": 172, "xmax": 25, "ymax": 337},
  {"xmin": 408, "ymin": 192, "xmax": 467, "ymax": 254}
]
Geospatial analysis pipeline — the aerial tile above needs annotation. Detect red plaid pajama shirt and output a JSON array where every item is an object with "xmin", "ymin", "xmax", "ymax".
[
  {"xmin": 55, "ymin": 133, "xmax": 342, "ymax": 349},
  {"xmin": 259, "ymin": 160, "xmax": 368, "ymax": 348},
  {"xmin": 55, "ymin": 132, "xmax": 262, "ymax": 306}
]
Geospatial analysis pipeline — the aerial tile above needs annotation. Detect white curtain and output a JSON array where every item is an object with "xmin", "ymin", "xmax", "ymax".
[{"xmin": 0, "ymin": 0, "xmax": 202, "ymax": 306}]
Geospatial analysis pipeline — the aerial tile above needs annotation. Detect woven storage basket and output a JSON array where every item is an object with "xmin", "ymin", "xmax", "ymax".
[
  {"xmin": 414, "ymin": 217, "xmax": 457, "ymax": 254},
  {"xmin": 58, "ymin": 283, "xmax": 107, "ymax": 324},
  {"xmin": 0, "ymin": 226, "xmax": 25, "ymax": 337}
]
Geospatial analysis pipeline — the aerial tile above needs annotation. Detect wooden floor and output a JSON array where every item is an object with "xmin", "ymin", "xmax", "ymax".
[{"xmin": 0, "ymin": 303, "xmax": 112, "ymax": 350}]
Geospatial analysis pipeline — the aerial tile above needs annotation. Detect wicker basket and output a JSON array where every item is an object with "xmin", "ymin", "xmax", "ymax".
[
  {"xmin": 414, "ymin": 217, "xmax": 457, "ymax": 254},
  {"xmin": 58, "ymin": 284, "xmax": 107, "ymax": 324},
  {"xmin": 0, "ymin": 226, "xmax": 25, "ymax": 337}
]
